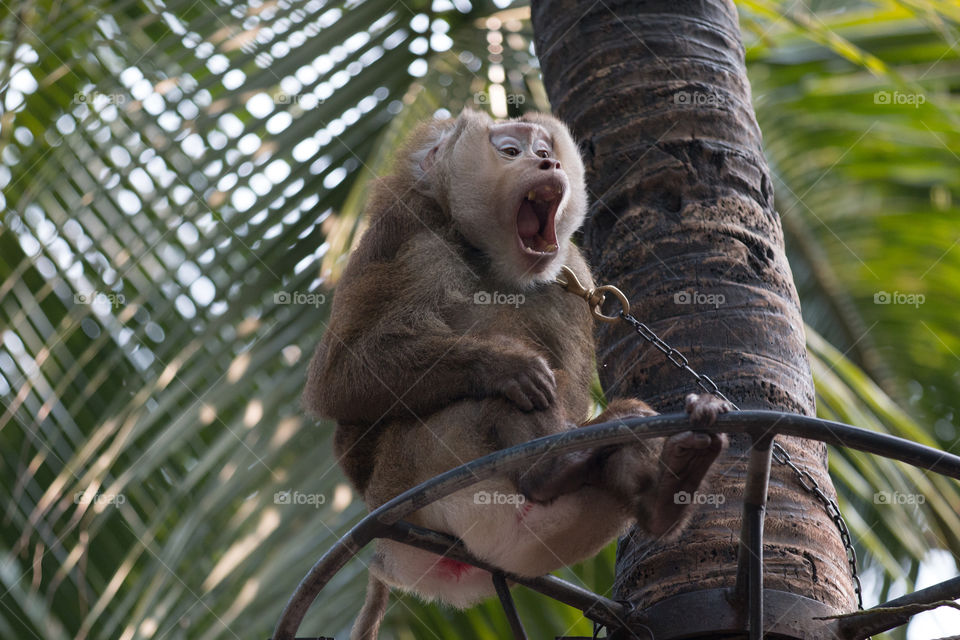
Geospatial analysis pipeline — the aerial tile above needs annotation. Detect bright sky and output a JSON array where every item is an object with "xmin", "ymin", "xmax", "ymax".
[{"xmin": 907, "ymin": 550, "xmax": 960, "ymax": 638}]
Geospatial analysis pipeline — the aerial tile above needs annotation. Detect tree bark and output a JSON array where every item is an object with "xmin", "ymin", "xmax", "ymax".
[{"xmin": 531, "ymin": 0, "xmax": 857, "ymax": 630}]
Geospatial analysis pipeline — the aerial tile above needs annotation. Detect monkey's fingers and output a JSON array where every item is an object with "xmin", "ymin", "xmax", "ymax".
[
  {"xmin": 528, "ymin": 360, "xmax": 557, "ymax": 406},
  {"xmin": 518, "ymin": 372, "xmax": 552, "ymax": 410},
  {"xmin": 498, "ymin": 356, "xmax": 556, "ymax": 410},
  {"xmin": 684, "ymin": 393, "xmax": 734, "ymax": 429},
  {"xmin": 502, "ymin": 378, "xmax": 536, "ymax": 411}
]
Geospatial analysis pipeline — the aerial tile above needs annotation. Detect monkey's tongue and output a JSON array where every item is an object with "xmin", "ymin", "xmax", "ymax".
[
  {"xmin": 517, "ymin": 199, "xmax": 558, "ymax": 253},
  {"xmin": 517, "ymin": 201, "xmax": 541, "ymax": 238}
]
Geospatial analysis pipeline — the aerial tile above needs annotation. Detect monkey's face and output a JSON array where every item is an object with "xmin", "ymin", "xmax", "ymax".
[{"xmin": 443, "ymin": 111, "xmax": 587, "ymax": 288}]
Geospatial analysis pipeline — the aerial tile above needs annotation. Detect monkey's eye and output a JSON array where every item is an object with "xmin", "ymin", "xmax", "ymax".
[
  {"xmin": 535, "ymin": 149, "xmax": 550, "ymax": 159},
  {"xmin": 501, "ymin": 146, "xmax": 520, "ymax": 157}
]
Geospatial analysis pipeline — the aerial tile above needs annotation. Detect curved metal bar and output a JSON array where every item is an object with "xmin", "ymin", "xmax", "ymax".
[
  {"xmin": 493, "ymin": 572, "xmax": 527, "ymax": 640},
  {"xmin": 273, "ymin": 411, "xmax": 960, "ymax": 639},
  {"xmin": 832, "ymin": 575, "xmax": 960, "ymax": 639}
]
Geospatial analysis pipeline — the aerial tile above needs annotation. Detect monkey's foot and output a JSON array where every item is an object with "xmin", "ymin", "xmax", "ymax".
[
  {"xmin": 517, "ymin": 449, "xmax": 596, "ymax": 504},
  {"xmin": 684, "ymin": 393, "xmax": 734, "ymax": 429},
  {"xmin": 647, "ymin": 430, "xmax": 725, "ymax": 536},
  {"xmin": 519, "ymin": 399, "xmax": 655, "ymax": 505}
]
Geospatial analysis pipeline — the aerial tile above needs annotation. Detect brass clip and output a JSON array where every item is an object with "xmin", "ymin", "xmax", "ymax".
[{"xmin": 555, "ymin": 266, "xmax": 631, "ymax": 324}]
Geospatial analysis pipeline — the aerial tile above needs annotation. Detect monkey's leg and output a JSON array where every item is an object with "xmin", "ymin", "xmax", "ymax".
[
  {"xmin": 642, "ymin": 430, "xmax": 723, "ymax": 535},
  {"xmin": 641, "ymin": 394, "xmax": 731, "ymax": 535},
  {"xmin": 359, "ymin": 401, "xmax": 530, "ymax": 609},
  {"xmin": 381, "ymin": 400, "xmax": 633, "ymax": 583}
]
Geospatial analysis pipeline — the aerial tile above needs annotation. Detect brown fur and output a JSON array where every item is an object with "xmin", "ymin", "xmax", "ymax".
[{"xmin": 303, "ymin": 110, "xmax": 726, "ymax": 639}]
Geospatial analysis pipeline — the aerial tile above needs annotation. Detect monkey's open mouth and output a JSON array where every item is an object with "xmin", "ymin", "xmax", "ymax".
[{"xmin": 516, "ymin": 183, "xmax": 561, "ymax": 255}]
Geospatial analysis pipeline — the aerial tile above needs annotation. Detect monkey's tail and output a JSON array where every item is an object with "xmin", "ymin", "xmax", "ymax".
[{"xmin": 349, "ymin": 573, "xmax": 390, "ymax": 640}]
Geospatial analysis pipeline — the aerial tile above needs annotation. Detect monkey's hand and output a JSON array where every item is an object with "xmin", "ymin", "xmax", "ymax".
[
  {"xmin": 684, "ymin": 393, "xmax": 734, "ymax": 429},
  {"xmin": 492, "ymin": 353, "xmax": 557, "ymax": 411}
]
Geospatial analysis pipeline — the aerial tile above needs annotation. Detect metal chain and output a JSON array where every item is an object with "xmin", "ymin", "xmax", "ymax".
[
  {"xmin": 618, "ymin": 312, "xmax": 864, "ymax": 609},
  {"xmin": 770, "ymin": 443, "xmax": 863, "ymax": 610}
]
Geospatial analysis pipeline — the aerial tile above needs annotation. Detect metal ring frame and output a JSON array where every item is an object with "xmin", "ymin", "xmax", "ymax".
[{"xmin": 272, "ymin": 411, "xmax": 960, "ymax": 640}]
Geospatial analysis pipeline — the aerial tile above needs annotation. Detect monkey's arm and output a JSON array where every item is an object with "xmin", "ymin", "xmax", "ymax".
[
  {"xmin": 304, "ymin": 240, "xmax": 556, "ymax": 424},
  {"xmin": 307, "ymin": 326, "xmax": 554, "ymax": 424}
]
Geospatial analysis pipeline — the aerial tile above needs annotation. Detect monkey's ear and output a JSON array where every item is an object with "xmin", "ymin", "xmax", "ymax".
[{"xmin": 420, "ymin": 143, "xmax": 441, "ymax": 173}]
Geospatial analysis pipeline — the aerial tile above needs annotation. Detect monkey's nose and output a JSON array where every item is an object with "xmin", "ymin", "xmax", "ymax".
[{"xmin": 539, "ymin": 159, "xmax": 560, "ymax": 170}]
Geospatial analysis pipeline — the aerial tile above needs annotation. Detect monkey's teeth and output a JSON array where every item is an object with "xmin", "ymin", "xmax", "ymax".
[
  {"xmin": 544, "ymin": 244, "xmax": 558, "ymax": 252},
  {"xmin": 528, "ymin": 190, "xmax": 537, "ymax": 200}
]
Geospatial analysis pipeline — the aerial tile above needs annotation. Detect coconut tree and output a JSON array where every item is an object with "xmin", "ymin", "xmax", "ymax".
[
  {"xmin": 528, "ymin": 1, "xmax": 960, "ymax": 637},
  {"xmin": 530, "ymin": 0, "xmax": 859, "ymax": 625}
]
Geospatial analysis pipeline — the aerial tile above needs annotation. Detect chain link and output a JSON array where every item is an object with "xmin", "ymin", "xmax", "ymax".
[{"xmin": 618, "ymin": 312, "xmax": 864, "ymax": 609}]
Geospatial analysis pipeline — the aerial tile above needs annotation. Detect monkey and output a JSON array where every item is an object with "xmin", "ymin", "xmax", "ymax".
[{"xmin": 303, "ymin": 108, "xmax": 729, "ymax": 639}]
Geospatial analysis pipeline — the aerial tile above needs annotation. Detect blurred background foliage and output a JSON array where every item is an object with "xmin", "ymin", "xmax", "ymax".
[{"xmin": 0, "ymin": 0, "xmax": 958, "ymax": 638}]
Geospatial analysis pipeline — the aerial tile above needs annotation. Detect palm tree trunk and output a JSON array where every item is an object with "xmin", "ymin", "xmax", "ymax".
[{"xmin": 531, "ymin": 0, "xmax": 857, "ymax": 630}]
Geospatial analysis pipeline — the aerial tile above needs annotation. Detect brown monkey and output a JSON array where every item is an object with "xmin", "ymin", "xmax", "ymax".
[{"xmin": 303, "ymin": 109, "xmax": 728, "ymax": 639}]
